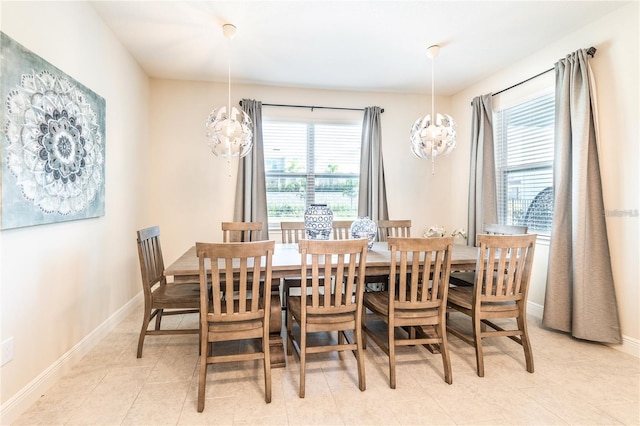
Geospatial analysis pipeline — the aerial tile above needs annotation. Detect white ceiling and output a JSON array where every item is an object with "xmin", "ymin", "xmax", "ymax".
[{"xmin": 90, "ymin": 1, "xmax": 628, "ymax": 96}]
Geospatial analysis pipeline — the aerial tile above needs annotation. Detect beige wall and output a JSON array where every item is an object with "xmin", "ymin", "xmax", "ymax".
[
  {"xmin": 450, "ymin": 2, "xmax": 639, "ymax": 345},
  {"xmin": 0, "ymin": 0, "xmax": 150, "ymax": 413}
]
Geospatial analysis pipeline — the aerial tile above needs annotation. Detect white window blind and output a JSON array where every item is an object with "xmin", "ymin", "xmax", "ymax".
[
  {"xmin": 494, "ymin": 92, "xmax": 555, "ymax": 236},
  {"xmin": 263, "ymin": 121, "xmax": 361, "ymax": 229}
]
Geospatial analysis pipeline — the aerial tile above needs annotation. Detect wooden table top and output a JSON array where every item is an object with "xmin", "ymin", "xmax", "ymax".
[{"xmin": 164, "ymin": 241, "xmax": 479, "ymax": 279}]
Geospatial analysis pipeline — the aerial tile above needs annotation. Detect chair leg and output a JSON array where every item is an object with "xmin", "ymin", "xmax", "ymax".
[
  {"xmin": 518, "ymin": 314, "xmax": 535, "ymax": 373},
  {"xmin": 299, "ymin": 328, "xmax": 306, "ymax": 398},
  {"xmin": 355, "ymin": 325, "xmax": 366, "ymax": 392},
  {"xmin": 155, "ymin": 309, "xmax": 163, "ymax": 330},
  {"xmin": 263, "ymin": 333, "xmax": 272, "ymax": 403},
  {"xmin": 388, "ymin": 325, "xmax": 396, "ymax": 389},
  {"xmin": 473, "ymin": 315, "xmax": 485, "ymax": 377},
  {"xmin": 286, "ymin": 309, "xmax": 294, "ymax": 356},
  {"xmin": 137, "ymin": 305, "xmax": 152, "ymax": 358},
  {"xmin": 197, "ymin": 340, "xmax": 208, "ymax": 412},
  {"xmin": 437, "ymin": 322, "xmax": 453, "ymax": 384},
  {"xmin": 361, "ymin": 315, "xmax": 368, "ymax": 350}
]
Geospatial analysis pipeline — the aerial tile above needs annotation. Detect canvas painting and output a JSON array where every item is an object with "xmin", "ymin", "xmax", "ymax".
[{"xmin": 0, "ymin": 32, "xmax": 105, "ymax": 230}]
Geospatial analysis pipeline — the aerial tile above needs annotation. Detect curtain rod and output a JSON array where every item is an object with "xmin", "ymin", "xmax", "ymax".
[
  {"xmin": 472, "ymin": 46, "xmax": 597, "ymax": 104},
  {"xmin": 239, "ymin": 100, "xmax": 384, "ymax": 113}
]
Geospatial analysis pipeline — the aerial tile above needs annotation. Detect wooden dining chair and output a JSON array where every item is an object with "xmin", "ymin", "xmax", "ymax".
[
  {"xmin": 136, "ymin": 226, "xmax": 200, "ymax": 358},
  {"xmin": 221, "ymin": 221, "xmax": 264, "ymax": 242},
  {"xmin": 376, "ymin": 219, "xmax": 412, "ymax": 242},
  {"xmin": 332, "ymin": 220, "xmax": 353, "ymax": 240},
  {"xmin": 449, "ymin": 223, "xmax": 528, "ymax": 287},
  {"xmin": 447, "ymin": 233, "xmax": 537, "ymax": 377},
  {"xmin": 362, "ymin": 237, "xmax": 454, "ymax": 388},
  {"xmin": 286, "ymin": 238, "xmax": 368, "ymax": 398},
  {"xmin": 195, "ymin": 240, "xmax": 275, "ymax": 412}
]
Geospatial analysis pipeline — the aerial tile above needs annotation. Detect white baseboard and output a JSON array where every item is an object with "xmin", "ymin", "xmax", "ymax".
[
  {"xmin": 527, "ymin": 300, "xmax": 544, "ymax": 319},
  {"xmin": 528, "ymin": 300, "xmax": 639, "ymax": 358},
  {"xmin": 0, "ymin": 294, "xmax": 142, "ymax": 425},
  {"xmin": 614, "ymin": 334, "xmax": 640, "ymax": 358}
]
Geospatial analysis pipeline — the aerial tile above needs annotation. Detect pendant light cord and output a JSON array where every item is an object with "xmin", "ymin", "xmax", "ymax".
[
  {"xmin": 227, "ymin": 36, "xmax": 232, "ymax": 124},
  {"xmin": 431, "ymin": 56, "xmax": 435, "ymax": 120},
  {"xmin": 430, "ymin": 56, "xmax": 436, "ymax": 174}
]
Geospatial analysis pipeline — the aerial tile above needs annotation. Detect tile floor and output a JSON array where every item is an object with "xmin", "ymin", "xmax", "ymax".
[{"xmin": 12, "ymin": 305, "xmax": 640, "ymax": 425}]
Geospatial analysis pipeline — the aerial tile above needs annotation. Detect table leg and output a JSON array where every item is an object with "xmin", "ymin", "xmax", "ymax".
[{"xmin": 269, "ymin": 281, "xmax": 286, "ymax": 368}]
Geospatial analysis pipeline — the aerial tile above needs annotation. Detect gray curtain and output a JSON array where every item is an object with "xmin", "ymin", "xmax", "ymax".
[
  {"xmin": 234, "ymin": 99, "xmax": 269, "ymax": 238},
  {"xmin": 542, "ymin": 49, "xmax": 621, "ymax": 343},
  {"xmin": 357, "ymin": 106, "xmax": 388, "ymax": 220},
  {"xmin": 467, "ymin": 94, "xmax": 497, "ymax": 246}
]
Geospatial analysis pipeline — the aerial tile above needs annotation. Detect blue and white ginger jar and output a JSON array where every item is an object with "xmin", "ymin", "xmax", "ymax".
[
  {"xmin": 350, "ymin": 216, "xmax": 377, "ymax": 249},
  {"xmin": 304, "ymin": 204, "xmax": 333, "ymax": 240}
]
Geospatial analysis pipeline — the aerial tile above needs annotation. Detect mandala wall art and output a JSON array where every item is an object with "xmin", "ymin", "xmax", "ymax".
[{"xmin": 1, "ymin": 32, "xmax": 105, "ymax": 230}]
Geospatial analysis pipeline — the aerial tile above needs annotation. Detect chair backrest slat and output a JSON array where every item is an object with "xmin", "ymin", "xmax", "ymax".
[
  {"xmin": 388, "ymin": 237, "xmax": 453, "ymax": 311},
  {"xmin": 475, "ymin": 234, "xmax": 536, "ymax": 303},
  {"xmin": 222, "ymin": 221, "xmax": 264, "ymax": 242}
]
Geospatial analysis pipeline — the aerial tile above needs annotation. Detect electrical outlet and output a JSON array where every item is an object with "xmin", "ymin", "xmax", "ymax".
[{"xmin": 1, "ymin": 337, "xmax": 14, "ymax": 366}]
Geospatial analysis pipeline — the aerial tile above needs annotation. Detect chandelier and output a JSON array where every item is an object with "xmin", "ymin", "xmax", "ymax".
[
  {"xmin": 204, "ymin": 23, "xmax": 253, "ymax": 171},
  {"xmin": 410, "ymin": 44, "xmax": 456, "ymax": 175}
]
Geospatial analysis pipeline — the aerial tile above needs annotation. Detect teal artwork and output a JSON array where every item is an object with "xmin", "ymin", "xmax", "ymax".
[{"xmin": 1, "ymin": 32, "xmax": 105, "ymax": 230}]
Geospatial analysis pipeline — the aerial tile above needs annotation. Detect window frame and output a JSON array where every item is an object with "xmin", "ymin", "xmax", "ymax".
[
  {"xmin": 492, "ymin": 77, "xmax": 555, "ymax": 242},
  {"xmin": 262, "ymin": 119, "xmax": 363, "ymax": 230}
]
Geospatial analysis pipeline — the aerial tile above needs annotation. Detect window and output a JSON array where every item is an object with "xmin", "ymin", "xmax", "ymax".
[
  {"xmin": 263, "ymin": 121, "xmax": 361, "ymax": 229},
  {"xmin": 494, "ymin": 91, "xmax": 555, "ymax": 237}
]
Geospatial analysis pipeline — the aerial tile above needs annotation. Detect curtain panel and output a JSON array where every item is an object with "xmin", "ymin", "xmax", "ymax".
[
  {"xmin": 234, "ymin": 99, "xmax": 269, "ymax": 238},
  {"xmin": 467, "ymin": 94, "xmax": 497, "ymax": 246},
  {"xmin": 357, "ymin": 106, "xmax": 388, "ymax": 221},
  {"xmin": 542, "ymin": 49, "xmax": 621, "ymax": 344}
]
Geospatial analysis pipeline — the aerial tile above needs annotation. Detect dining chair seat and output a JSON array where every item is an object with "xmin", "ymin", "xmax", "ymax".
[
  {"xmin": 288, "ymin": 296, "xmax": 357, "ymax": 326},
  {"xmin": 363, "ymin": 291, "xmax": 440, "ymax": 322},
  {"xmin": 152, "ymin": 282, "xmax": 200, "ymax": 306},
  {"xmin": 448, "ymin": 271, "xmax": 475, "ymax": 287}
]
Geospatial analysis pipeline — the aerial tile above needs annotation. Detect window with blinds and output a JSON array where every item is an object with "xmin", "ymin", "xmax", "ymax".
[
  {"xmin": 494, "ymin": 92, "xmax": 555, "ymax": 237},
  {"xmin": 263, "ymin": 121, "xmax": 362, "ymax": 229}
]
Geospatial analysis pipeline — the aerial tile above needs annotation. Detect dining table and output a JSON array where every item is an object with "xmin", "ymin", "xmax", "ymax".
[{"xmin": 164, "ymin": 241, "xmax": 480, "ymax": 368}]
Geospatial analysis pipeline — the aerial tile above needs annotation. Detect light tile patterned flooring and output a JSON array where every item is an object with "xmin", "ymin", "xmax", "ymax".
[{"xmin": 13, "ymin": 305, "xmax": 640, "ymax": 425}]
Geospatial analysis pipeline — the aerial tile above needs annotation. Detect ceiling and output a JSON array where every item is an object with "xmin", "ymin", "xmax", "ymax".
[{"xmin": 90, "ymin": 1, "xmax": 628, "ymax": 96}]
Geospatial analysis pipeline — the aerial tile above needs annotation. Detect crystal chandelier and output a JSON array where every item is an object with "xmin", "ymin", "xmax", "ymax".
[
  {"xmin": 204, "ymin": 23, "xmax": 253, "ymax": 171},
  {"xmin": 410, "ymin": 44, "xmax": 456, "ymax": 175}
]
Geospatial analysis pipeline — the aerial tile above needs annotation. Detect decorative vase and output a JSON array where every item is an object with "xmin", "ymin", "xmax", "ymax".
[
  {"xmin": 304, "ymin": 204, "xmax": 333, "ymax": 240},
  {"xmin": 350, "ymin": 216, "xmax": 377, "ymax": 249}
]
